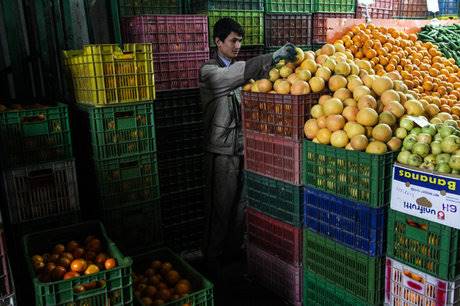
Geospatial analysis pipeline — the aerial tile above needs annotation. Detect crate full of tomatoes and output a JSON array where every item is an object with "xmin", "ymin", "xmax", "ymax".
[{"xmin": 24, "ymin": 221, "xmax": 133, "ymax": 306}]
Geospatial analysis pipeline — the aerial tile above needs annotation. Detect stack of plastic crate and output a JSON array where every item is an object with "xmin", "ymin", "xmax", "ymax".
[
  {"xmin": 242, "ymin": 91, "xmax": 325, "ymax": 305},
  {"xmin": 264, "ymin": 0, "xmax": 314, "ymax": 53},
  {"xmin": 0, "ymin": 101, "xmax": 80, "ymax": 304},
  {"xmin": 121, "ymin": 16, "xmax": 209, "ymax": 253},
  {"xmin": 301, "ymin": 139, "xmax": 397, "ymax": 305},
  {"xmin": 433, "ymin": 0, "xmax": 459, "ymax": 18},
  {"xmin": 0, "ymin": 102, "xmax": 80, "ymax": 230},
  {"xmin": 385, "ymin": 163, "xmax": 460, "ymax": 305},
  {"xmin": 63, "ymin": 43, "xmax": 162, "ymax": 255},
  {"xmin": 190, "ymin": 0, "xmax": 265, "ymax": 62},
  {"xmin": 355, "ymin": 0, "xmax": 396, "ymax": 19},
  {"xmin": 311, "ymin": 0, "xmax": 355, "ymax": 46}
]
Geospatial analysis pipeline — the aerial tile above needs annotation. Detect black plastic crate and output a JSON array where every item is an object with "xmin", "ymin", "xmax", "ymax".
[
  {"xmin": 161, "ymin": 186, "xmax": 205, "ymax": 225},
  {"xmin": 163, "ymin": 217, "xmax": 206, "ymax": 253},
  {"xmin": 158, "ymin": 155, "xmax": 205, "ymax": 195},
  {"xmin": 265, "ymin": 14, "xmax": 312, "ymax": 48},
  {"xmin": 154, "ymin": 89, "xmax": 202, "ymax": 129},
  {"xmin": 101, "ymin": 200, "xmax": 163, "ymax": 256}
]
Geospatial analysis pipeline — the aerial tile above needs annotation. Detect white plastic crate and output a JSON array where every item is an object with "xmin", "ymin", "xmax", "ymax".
[{"xmin": 385, "ymin": 257, "xmax": 460, "ymax": 306}]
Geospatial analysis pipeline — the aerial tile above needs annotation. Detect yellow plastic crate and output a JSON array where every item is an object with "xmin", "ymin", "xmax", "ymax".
[{"xmin": 63, "ymin": 44, "xmax": 155, "ymax": 106}]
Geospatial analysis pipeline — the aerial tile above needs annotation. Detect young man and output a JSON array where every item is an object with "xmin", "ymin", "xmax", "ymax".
[{"xmin": 199, "ymin": 17, "xmax": 296, "ymax": 280}]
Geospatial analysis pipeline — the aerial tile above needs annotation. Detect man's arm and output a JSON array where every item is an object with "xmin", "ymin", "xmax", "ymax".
[{"xmin": 200, "ymin": 53, "xmax": 273, "ymax": 97}]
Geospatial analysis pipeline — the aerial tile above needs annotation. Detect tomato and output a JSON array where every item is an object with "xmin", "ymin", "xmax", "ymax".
[
  {"xmin": 63, "ymin": 271, "xmax": 80, "ymax": 280},
  {"xmin": 70, "ymin": 259, "xmax": 87, "ymax": 273},
  {"xmin": 104, "ymin": 258, "xmax": 117, "ymax": 270},
  {"xmin": 84, "ymin": 264, "xmax": 100, "ymax": 275}
]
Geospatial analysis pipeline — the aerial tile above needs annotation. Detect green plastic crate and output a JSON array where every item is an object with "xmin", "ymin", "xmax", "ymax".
[
  {"xmin": 303, "ymin": 230, "xmax": 385, "ymax": 305},
  {"xmin": 303, "ymin": 140, "xmax": 396, "ymax": 208},
  {"xmin": 101, "ymin": 200, "xmax": 163, "ymax": 256},
  {"xmin": 245, "ymin": 171, "xmax": 303, "ymax": 227},
  {"xmin": 133, "ymin": 247, "xmax": 214, "ymax": 306},
  {"xmin": 0, "ymin": 103, "xmax": 72, "ymax": 169},
  {"xmin": 265, "ymin": 0, "xmax": 313, "ymax": 13},
  {"xmin": 314, "ymin": 0, "xmax": 356, "ymax": 13},
  {"xmin": 191, "ymin": 0, "xmax": 264, "ymax": 11},
  {"xmin": 118, "ymin": 0, "xmax": 183, "ymax": 16},
  {"xmin": 387, "ymin": 209, "xmax": 460, "ymax": 280},
  {"xmin": 304, "ymin": 272, "xmax": 376, "ymax": 306},
  {"xmin": 23, "ymin": 221, "xmax": 133, "ymax": 306},
  {"xmin": 208, "ymin": 11, "xmax": 264, "ymax": 46},
  {"xmin": 94, "ymin": 153, "xmax": 160, "ymax": 210},
  {"xmin": 77, "ymin": 102, "xmax": 156, "ymax": 160}
]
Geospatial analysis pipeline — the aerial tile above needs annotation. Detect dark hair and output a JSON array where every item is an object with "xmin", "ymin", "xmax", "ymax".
[{"xmin": 213, "ymin": 18, "xmax": 244, "ymax": 43}]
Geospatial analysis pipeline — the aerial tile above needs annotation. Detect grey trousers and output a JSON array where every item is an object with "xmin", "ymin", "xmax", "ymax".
[{"xmin": 202, "ymin": 152, "xmax": 247, "ymax": 260}]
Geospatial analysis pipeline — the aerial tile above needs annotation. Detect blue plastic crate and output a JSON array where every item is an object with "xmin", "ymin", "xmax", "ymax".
[
  {"xmin": 304, "ymin": 187, "xmax": 387, "ymax": 257},
  {"xmin": 439, "ymin": 0, "xmax": 459, "ymax": 15}
]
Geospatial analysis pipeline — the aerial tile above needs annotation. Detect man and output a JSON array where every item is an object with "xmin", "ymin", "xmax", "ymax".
[{"xmin": 199, "ymin": 17, "xmax": 297, "ymax": 281}]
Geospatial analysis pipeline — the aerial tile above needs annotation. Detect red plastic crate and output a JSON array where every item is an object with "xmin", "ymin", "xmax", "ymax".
[
  {"xmin": 312, "ymin": 13, "xmax": 355, "ymax": 44},
  {"xmin": 247, "ymin": 208, "xmax": 302, "ymax": 265},
  {"xmin": 154, "ymin": 52, "xmax": 209, "ymax": 91},
  {"xmin": 122, "ymin": 15, "xmax": 209, "ymax": 54},
  {"xmin": 244, "ymin": 130, "xmax": 301, "ymax": 185},
  {"xmin": 356, "ymin": 5, "xmax": 395, "ymax": 19},
  {"xmin": 394, "ymin": 0, "xmax": 428, "ymax": 18},
  {"xmin": 370, "ymin": 0, "xmax": 394, "ymax": 9},
  {"xmin": 264, "ymin": 14, "xmax": 313, "ymax": 48},
  {"xmin": 242, "ymin": 91, "xmax": 320, "ymax": 141},
  {"xmin": 247, "ymin": 243, "xmax": 302, "ymax": 306}
]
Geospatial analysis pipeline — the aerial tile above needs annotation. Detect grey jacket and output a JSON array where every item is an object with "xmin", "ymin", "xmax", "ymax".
[{"xmin": 199, "ymin": 53, "xmax": 273, "ymax": 155}]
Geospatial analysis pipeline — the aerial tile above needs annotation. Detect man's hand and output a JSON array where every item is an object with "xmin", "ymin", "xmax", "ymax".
[{"xmin": 272, "ymin": 43, "xmax": 297, "ymax": 64}]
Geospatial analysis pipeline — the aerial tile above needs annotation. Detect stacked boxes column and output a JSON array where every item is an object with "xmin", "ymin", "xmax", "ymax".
[
  {"xmin": 63, "ymin": 43, "xmax": 161, "ymax": 255},
  {"xmin": 242, "ymin": 90, "xmax": 316, "ymax": 305},
  {"xmin": 302, "ymin": 138, "xmax": 396, "ymax": 303},
  {"xmin": 122, "ymin": 14, "xmax": 210, "ymax": 253},
  {"xmin": 386, "ymin": 162, "xmax": 460, "ymax": 304}
]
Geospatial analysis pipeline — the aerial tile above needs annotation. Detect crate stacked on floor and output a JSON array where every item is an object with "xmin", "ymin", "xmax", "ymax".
[
  {"xmin": 0, "ymin": 102, "xmax": 79, "ymax": 231},
  {"xmin": 23, "ymin": 221, "xmax": 134, "ymax": 305},
  {"xmin": 355, "ymin": 0, "xmax": 396, "ymax": 19},
  {"xmin": 63, "ymin": 43, "xmax": 161, "ymax": 255},
  {"xmin": 122, "ymin": 14, "xmax": 209, "ymax": 253},
  {"xmin": 264, "ymin": 0, "xmax": 314, "ymax": 53},
  {"xmin": 0, "ymin": 101, "xmax": 79, "ymax": 304},
  {"xmin": 190, "ymin": 0, "xmax": 265, "ymax": 61},
  {"xmin": 302, "ymin": 138, "xmax": 396, "ymax": 304},
  {"xmin": 385, "ymin": 162, "xmax": 460, "ymax": 305},
  {"xmin": 242, "ymin": 90, "xmax": 321, "ymax": 306}
]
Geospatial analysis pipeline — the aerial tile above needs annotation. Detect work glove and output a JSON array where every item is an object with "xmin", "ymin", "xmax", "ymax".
[{"xmin": 272, "ymin": 43, "xmax": 297, "ymax": 64}]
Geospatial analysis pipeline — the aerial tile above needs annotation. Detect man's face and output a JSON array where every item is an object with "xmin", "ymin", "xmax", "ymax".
[{"xmin": 216, "ymin": 31, "xmax": 242, "ymax": 59}]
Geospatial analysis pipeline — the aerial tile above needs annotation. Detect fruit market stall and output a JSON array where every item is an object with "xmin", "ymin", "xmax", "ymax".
[{"xmin": 2, "ymin": 0, "xmax": 460, "ymax": 305}]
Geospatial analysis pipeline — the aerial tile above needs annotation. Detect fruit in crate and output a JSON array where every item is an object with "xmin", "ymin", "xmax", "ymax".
[
  {"xmin": 31, "ymin": 235, "xmax": 117, "ymax": 283},
  {"xmin": 337, "ymin": 23, "xmax": 460, "ymax": 126},
  {"xmin": 298, "ymin": 42, "xmax": 427, "ymax": 154},
  {"xmin": 133, "ymin": 259, "xmax": 193, "ymax": 305},
  {"xmin": 396, "ymin": 117, "xmax": 460, "ymax": 174}
]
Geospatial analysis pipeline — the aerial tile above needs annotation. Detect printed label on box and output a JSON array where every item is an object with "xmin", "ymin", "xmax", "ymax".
[{"xmin": 391, "ymin": 163, "xmax": 460, "ymax": 229}]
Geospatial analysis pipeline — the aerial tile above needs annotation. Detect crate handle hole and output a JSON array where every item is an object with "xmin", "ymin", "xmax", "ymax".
[
  {"xmin": 115, "ymin": 111, "xmax": 134, "ymax": 118},
  {"xmin": 22, "ymin": 114, "xmax": 46, "ymax": 123},
  {"xmin": 406, "ymin": 219, "xmax": 428, "ymax": 231}
]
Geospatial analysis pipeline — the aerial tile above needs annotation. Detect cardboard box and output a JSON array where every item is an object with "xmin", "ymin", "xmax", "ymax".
[{"xmin": 391, "ymin": 163, "xmax": 460, "ymax": 229}]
